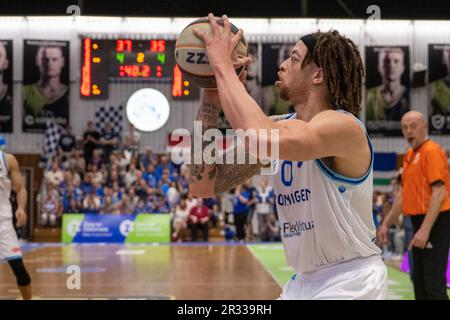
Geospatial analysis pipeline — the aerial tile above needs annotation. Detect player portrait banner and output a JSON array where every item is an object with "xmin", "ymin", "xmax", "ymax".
[
  {"xmin": 22, "ymin": 39, "xmax": 70, "ymax": 133},
  {"xmin": 428, "ymin": 44, "xmax": 450, "ymax": 134},
  {"xmin": 261, "ymin": 43, "xmax": 295, "ymax": 116},
  {"xmin": 62, "ymin": 213, "xmax": 171, "ymax": 243},
  {"xmin": 0, "ymin": 40, "xmax": 13, "ymax": 132},
  {"xmin": 365, "ymin": 46, "xmax": 410, "ymax": 136}
]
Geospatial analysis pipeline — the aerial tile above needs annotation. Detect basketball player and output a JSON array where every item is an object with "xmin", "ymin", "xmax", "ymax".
[
  {"xmin": 0, "ymin": 148, "xmax": 32, "ymax": 299},
  {"xmin": 189, "ymin": 14, "xmax": 387, "ymax": 299}
]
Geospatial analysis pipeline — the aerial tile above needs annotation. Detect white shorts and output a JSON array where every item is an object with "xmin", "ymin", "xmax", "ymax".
[
  {"xmin": 0, "ymin": 219, "xmax": 23, "ymax": 261},
  {"xmin": 279, "ymin": 255, "xmax": 388, "ymax": 300}
]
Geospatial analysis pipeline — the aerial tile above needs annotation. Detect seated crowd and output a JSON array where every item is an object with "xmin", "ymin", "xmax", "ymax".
[{"xmin": 37, "ymin": 121, "xmax": 281, "ymax": 243}]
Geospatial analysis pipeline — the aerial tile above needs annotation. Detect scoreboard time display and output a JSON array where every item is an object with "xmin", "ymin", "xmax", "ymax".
[{"xmin": 80, "ymin": 37, "xmax": 198, "ymax": 100}]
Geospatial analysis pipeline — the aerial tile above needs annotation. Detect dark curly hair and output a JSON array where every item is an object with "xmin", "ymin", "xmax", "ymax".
[{"xmin": 302, "ymin": 30, "xmax": 364, "ymax": 116}]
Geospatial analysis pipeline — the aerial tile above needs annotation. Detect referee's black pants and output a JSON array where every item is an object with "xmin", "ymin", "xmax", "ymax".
[{"xmin": 411, "ymin": 211, "xmax": 450, "ymax": 300}]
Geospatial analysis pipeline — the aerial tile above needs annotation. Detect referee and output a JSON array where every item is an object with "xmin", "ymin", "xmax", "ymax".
[{"xmin": 378, "ymin": 111, "xmax": 450, "ymax": 300}]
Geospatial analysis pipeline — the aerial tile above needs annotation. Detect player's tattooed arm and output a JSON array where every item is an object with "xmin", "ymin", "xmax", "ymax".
[
  {"xmin": 189, "ymin": 89, "xmax": 286, "ymax": 196},
  {"xmin": 188, "ymin": 93, "xmax": 221, "ymax": 185},
  {"xmin": 213, "ymin": 114, "xmax": 284, "ymax": 194}
]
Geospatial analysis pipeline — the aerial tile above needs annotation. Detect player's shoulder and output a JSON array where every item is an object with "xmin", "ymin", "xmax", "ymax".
[{"xmin": 312, "ymin": 109, "xmax": 362, "ymax": 126}]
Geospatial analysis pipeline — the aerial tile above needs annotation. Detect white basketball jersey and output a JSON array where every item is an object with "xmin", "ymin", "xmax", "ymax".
[
  {"xmin": 272, "ymin": 112, "xmax": 381, "ymax": 274},
  {"xmin": 0, "ymin": 151, "xmax": 12, "ymax": 219}
]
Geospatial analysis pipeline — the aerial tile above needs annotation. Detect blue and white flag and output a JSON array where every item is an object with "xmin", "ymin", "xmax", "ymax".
[{"xmin": 373, "ymin": 152, "xmax": 398, "ymax": 192}]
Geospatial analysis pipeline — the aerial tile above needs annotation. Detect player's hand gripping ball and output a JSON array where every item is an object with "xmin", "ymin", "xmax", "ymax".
[{"xmin": 175, "ymin": 16, "xmax": 248, "ymax": 89}]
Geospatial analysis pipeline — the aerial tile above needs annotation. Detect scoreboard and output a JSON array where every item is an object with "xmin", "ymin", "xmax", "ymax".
[{"xmin": 80, "ymin": 37, "xmax": 198, "ymax": 100}]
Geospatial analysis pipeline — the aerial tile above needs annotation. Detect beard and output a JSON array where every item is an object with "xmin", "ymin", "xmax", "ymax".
[{"xmin": 279, "ymin": 85, "xmax": 290, "ymax": 102}]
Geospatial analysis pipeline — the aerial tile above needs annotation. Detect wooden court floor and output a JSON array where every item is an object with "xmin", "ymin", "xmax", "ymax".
[{"xmin": 0, "ymin": 244, "xmax": 281, "ymax": 300}]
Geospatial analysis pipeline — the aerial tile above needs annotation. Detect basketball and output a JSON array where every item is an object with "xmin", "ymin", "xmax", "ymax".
[{"xmin": 175, "ymin": 17, "xmax": 248, "ymax": 89}]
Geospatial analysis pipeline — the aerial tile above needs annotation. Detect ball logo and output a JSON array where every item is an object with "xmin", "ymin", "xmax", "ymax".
[
  {"xmin": 431, "ymin": 114, "xmax": 445, "ymax": 130},
  {"xmin": 119, "ymin": 220, "xmax": 134, "ymax": 237},
  {"xmin": 186, "ymin": 52, "xmax": 209, "ymax": 64},
  {"xmin": 67, "ymin": 220, "xmax": 82, "ymax": 237}
]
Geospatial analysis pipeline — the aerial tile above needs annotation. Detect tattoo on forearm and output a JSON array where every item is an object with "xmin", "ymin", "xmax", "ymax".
[
  {"xmin": 214, "ymin": 163, "xmax": 262, "ymax": 194},
  {"xmin": 188, "ymin": 102, "xmax": 220, "ymax": 184},
  {"xmin": 189, "ymin": 104, "xmax": 283, "ymax": 192}
]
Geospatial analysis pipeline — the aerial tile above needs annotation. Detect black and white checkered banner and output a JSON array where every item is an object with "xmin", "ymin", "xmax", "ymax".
[
  {"xmin": 39, "ymin": 120, "xmax": 63, "ymax": 170},
  {"xmin": 95, "ymin": 105, "xmax": 124, "ymax": 135}
]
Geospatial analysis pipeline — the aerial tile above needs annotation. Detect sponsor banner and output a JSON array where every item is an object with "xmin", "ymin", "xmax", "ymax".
[{"xmin": 62, "ymin": 213, "xmax": 170, "ymax": 243}]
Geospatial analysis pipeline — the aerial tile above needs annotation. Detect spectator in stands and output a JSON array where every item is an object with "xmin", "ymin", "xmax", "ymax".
[
  {"xmin": 90, "ymin": 149, "xmax": 103, "ymax": 170},
  {"xmin": 158, "ymin": 171, "xmax": 172, "ymax": 196},
  {"xmin": 40, "ymin": 184, "xmax": 62, "ymax": 227},
  {"xmin": 100, "ymin": 196, "xmax": 114, "ymax": 214},
  {"xmin": 153, "ymin": 196, "xmax": 170, "ymax": 213},
  {"xmin": 68, "ymin": 149, "xmax": 85, "ymax": 177},
  {"xmin": 167, "ymin": 181, "xmax": 180, "ymax": 210},
  {"xmin": 263, "ymin": 212, "xmax": 281, "ymax": 242},
  {"xmin": 127, "ymin": 188, "xmax": 139, "ymax": 210},
  {"xmin": 59, "ymin": 170, "xmax": 73, "ymax": 194},
  {"xmin": 65, "ymin": 198, "xmax": 81, "ymax": 214},
  {"xmin": 123, "ymin": 123, "xmax": 140, "ymax": 156},
  {"xmin": 89, "ymin": 163, "xmax": 103, "ymax": 185},
  {"xmin": 99, "ymin": 122, "xmax": 119, "ymax": 163},
  {"xmin": 124, "ymin": 163, "xmax": 140, "ymax": 189},
  {"xmin": 203, "ymin": 197, "xmax": 218, "ymax": 228},
  {"xmin": 92, "ymin": 180, "xmax": 104, "ymax": 197},
  {"xmin": 233, "ymin": 184, "xmax": 251, "ymax": 242},
  {"xmin": 115, "ymin": 150, "xmax": 130, "ymax": 176},
  {"xmin": 68, "ymin": 167, "xmax": 81, "ymax": 187},
  {"xmin": 188, "ymin": 198, "xmax": 210, "ymax": 242},
  {"xmin": 58, "ymin": 124, "xmax": 76, "ymax": 160},
  {"xmin": 44, "ymin": 161, "xmax": 64, "ymax": 187},
  {"xmin": 172, "ymin": 198, "xmax": 190, "ymax": 242},
  {"xmin": 255, "ymin": 177, "xmax": 274, "ymax": 240},
  {"xmin": 106, "ymin": 169, "xmax": 123, "ymax": 188},
  {"xmin": 155, "ymin": 155, "xmax": 176, "ymax": 181},
  {"xmin": 178, "ymin": 165, "xmax": 190, "ymax": 196},
  {"xmin": 116, "ymin": 194, "xmax": 135, "ymax": 214},
  {"xmin": 83, "ymin": 120, "xmax": 100, "ymax": 166},
  {"xmin": 221, "ymin": 190, "xmax": 234, "ymax": 227},
  {"xmin": 62, "ymin": 183, "xmax": 82, "ymax": 213},
  {"xmin": 186, "ymin": 192, "xmax": 198, "ymax": 213},
  {"xmin": 135, "ymin": 178, "xmax": 151, "ymax": 199},
  {"xmin": 80, "ymin": 172, "xmax": 94, "ymax": 195},
  {"xmin": 111, "ymin": 182, "xmax": 123, "ymax": 204},
  {"xmin": 134, "ymin": 198, "xmax": 149, "ymax": 214},
  {"xmin": 140, "ymin": 146, "xmax": 157, "ymax": 170},
  {"xmin": 82, "ymin": 190, "xmax": 101, "ymax": 213},
  {"xmin": 143, "ymin": 164, "xmax": 157, "ymax": 188},
  {"xmin": 372, "ymin": 191, "xmax": 382, "ymax": 230}
]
